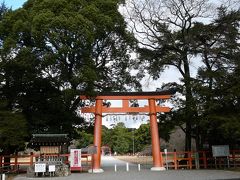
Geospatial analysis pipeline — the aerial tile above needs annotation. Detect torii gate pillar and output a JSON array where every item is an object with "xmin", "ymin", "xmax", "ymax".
[
  {"xmin": 88, "ymin": 99, "xmax": 104, "ymax": 173},
  {"xmin": 149, "ymin": 99, "xmax": 165, "ymax": 171}
]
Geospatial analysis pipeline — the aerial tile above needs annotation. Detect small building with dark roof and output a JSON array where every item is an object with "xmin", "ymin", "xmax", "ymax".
[{"xmin": 29, "ymin": 134, "xmax": 70, "ymax": 154}]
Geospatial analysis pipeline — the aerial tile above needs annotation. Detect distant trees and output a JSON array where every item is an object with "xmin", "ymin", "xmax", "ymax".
[
  {"xmin": 101, "ymin": 123, "xmax": 131, "ymax": 154},
  {"xmin": 101, "ymin": 122, "xmax": 174, "ymax": 154},
  {"xmin": 76, "ymin": 130, "xmax": 94, "ymax": 149},
  {"xmin": 75, "ymin": 123, "xmax": 132, "ymax": 154},
  {"xmin": 134, "ymin": 123, "xmax": 151, "ymax": 152}
]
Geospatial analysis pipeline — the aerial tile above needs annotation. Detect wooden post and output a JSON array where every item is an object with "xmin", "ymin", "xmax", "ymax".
[
  {"xmin": 0, "ymin": 156, "xmax": 2, "ymax": 173},
  {"xmin": 174, "ymin": 152, "xmax": 178, "ymax": 170},
  {"xmin": 91, "ymin": 99, "xmax": 103, "ymax": 173},
  {"xmin": 30, "ymin": 152, "xmax": 33, "ymax": 166},
  {"xmin": 148, "ymin": 99, "xmax": 165, "ymax": 171},
  {"xmin": 86, "ymin": 155, "xmax": 88, "ymax": 166},
  {"xmin": 14, "ymin": 154, "xmax": 18, "ymax": 172},
  {"xmin": 188, "ymin": 152, "xmax": 192, "ymax": 169},
  {"xmin": 232, "ymin": 150, "xmax": 236, "ymax": 167},
  {"xmin": 203, "ymin": 151, "xmax": 207, "ymax": 169}
]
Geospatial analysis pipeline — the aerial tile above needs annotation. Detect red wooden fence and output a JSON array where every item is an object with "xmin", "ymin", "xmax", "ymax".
[
  {"xmin": 161, "ymin": 150, "xmax": 240, "ymax": 169},
  {"xmin": 0, "ymin": 153, "xmax": 92, "ymax": 173}
]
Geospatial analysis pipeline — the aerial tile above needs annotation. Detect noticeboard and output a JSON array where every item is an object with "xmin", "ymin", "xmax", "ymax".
[
  {"xmin": 70, "ymin": 149, "xmax": 81, "ymax": 170},
  {"xmin": 35, "ymin": 163, "xmax": 46, "ymax": 173},
  {"xmin": 212, "ymin": 145, "xmax": 230, "ymax": 157},
  {"xmin": 49, "ymin": 165, "xmax": 56, "ymax": 172}
]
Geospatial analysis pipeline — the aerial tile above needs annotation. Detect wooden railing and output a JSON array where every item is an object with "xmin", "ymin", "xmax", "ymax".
[
  {"xmin": 161, "ymin": 151, "xmax": 207, "ymax": 169},
  {"xmin": 0, "ymin": 153, "xmax": 92, "ymax": 173},
  {"xmin": 161, "ymin": 150, "xmax": 240, "ymax": 169}
]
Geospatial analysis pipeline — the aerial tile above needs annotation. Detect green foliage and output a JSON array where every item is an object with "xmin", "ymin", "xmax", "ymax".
[
  {"xmin": 134, "ymin": 123, "xmax": 151, "ymax": 152},
  {"xmin": 0, "ymin": 0, "xmax": 138, "ymax": 155},
  {"xmin": 75, "ymin": 130, "xmax": 94, "ymax": 148},
  {"xmin": 158, "ymin": 113, "xmax": 177, "ymax": 142},
  {"xmin": 102, "ymin": 123, "xmax": 131, "ymax": 154},
  {"xmin": 102, "ymin": 122, "xmax": 167, "ymax": 154},
  {"xmin": 0, "ymin": 102, "xmax": 28, "ymax": 154},
  {"xmin": 189, "ymin": 7, "xmax": 240, "ymax": 148},
  {"xmin": 102, "ymin": 125, "xmax": 112, "ymax": 146},
  {"xmin": 108, "ymin": 123, "xmax": 131, "ymax": 154},
  {"xmin": 0, "ymin": 2, "xmax": 8, "ymax": 20}
]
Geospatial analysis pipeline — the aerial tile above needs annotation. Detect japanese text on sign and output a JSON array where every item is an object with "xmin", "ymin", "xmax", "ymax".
[{"xmin": 35, "ymin": 163, "xmax": 46, "ymax": 173}]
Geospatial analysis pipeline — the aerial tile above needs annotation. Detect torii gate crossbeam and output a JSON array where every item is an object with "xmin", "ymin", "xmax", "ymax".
[{"xmin": 80, "ymin": 89, "xmax": 175, "ymax": 173}]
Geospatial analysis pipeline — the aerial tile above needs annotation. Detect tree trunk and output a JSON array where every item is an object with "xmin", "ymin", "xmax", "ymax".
[
  {"xmin": 185, "ymin": 121, "xmax": 192, "ymax": 151},
  {"xmin": 183, "ymin": 52, "xmax": 194, "ymax": 152},
  {"xmin": 195, "ymin": 126, "xmax": 201, "ymax": 151}
]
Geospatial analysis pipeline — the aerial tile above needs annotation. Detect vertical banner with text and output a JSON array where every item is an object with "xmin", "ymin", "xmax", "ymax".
[{"xmin": 70, "ymin": 149, "xmax": 81, "ymax": 171}]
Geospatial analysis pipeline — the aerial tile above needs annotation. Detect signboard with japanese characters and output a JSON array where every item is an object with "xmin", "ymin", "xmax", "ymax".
[
  {"xmin": 49, "ymin": 165, "xmax": 56, "ymax": 172},
  {"xmin": 70, "ymin": 149, "xmax": 81, "ymax": 171},
  {"xmin": 40, "ymin": 146, "xmax": 59, "ymax": 154},
  {"xmin": 35, "ymin": 163, "xmax": 46, "ymax": 173},
  {"xmin": 212, "ymin": 145, "xmax": 230, "ymax": 157}
]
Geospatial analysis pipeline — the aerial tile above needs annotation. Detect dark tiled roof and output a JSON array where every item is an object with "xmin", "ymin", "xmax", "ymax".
[{"xmin": 29, "ymin": 134, "xmax": 69, "ymax": 146}]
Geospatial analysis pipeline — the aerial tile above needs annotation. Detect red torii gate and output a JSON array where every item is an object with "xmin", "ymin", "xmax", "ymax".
[{"xmin": 80, "ymin": 89, "xmax": 175, "ymax": 173}]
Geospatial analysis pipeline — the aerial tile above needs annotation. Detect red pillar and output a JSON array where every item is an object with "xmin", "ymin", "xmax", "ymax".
[
  {"xmin": 91, "ymin": 99, "xmax": 104, "ymax": 173},
  {"xmin": 148, "ymin": 99, "xmax": 165, "ymax": 171},
  {"xmin": 30, "ymin": 152, "xmax": 33, "ymax": 166},
  {"xmin": 0, "ymin": 156, "xmax": 2, "ymax": 173},
  {"xmin": 14, "ymin": 153, "xmax": 18, "ymax": 171}
]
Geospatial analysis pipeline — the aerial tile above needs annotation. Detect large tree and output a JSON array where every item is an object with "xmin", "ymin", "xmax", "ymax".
[
  {"xmin": 0, "ymin": 0, "xmax": 139, "ymax": 152},
  {"xmin": 190, "ymin": 7, "xmax": 240, "ymax": 148},
  {"xmin": 127, "ymin": 0, "xmax": 213, "ymax": 151},
  {"xmin": 126, "ymin": 0, "xmax": 240, "ymax": 150}
]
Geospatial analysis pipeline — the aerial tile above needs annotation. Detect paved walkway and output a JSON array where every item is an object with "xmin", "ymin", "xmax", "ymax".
[
  {"xmin": 101, "ymin": 155, "xmax": 137, "ymax": 170},
  {"xmin": 13, "ymin": 156, "xmax": 240, "ymax": 180},
  {"xmin": 102, "ymin": 155, "xmax": 134, "ymax": 167}
]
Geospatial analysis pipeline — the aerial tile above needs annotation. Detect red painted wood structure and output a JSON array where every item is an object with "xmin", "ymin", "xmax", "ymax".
[{"xmin": 80, "ymin": 89, "xmax": 175, "ymax": 172}]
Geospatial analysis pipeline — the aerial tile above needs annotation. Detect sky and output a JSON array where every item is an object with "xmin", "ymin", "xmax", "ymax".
[{"xmin": 4, "ymin": 0, "xmax": 26, "ymax": 9}]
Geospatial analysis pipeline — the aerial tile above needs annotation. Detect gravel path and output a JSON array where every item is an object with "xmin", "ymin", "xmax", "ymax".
[{"xmin": 13, "ymin": 156, "xmax": 240, "ymax": 180}]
